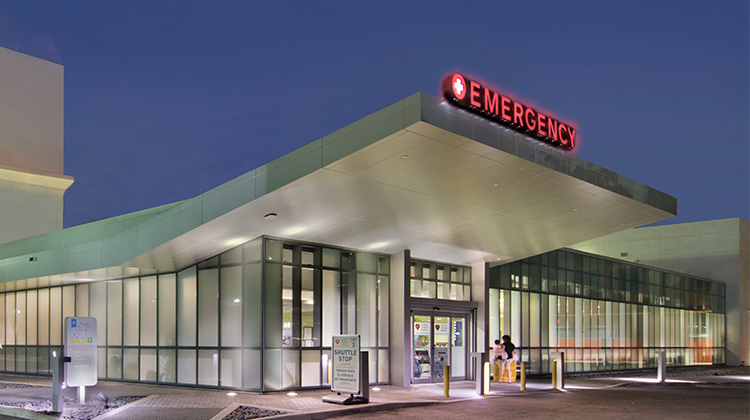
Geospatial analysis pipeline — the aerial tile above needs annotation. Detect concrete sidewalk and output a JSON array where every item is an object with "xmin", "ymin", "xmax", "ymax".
[{"xmin": 0, "ymin": 372, "xmax": 746, "ymax": 420}]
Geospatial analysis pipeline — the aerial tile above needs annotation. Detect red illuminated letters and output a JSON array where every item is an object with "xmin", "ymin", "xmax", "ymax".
[{"xmin": 442, "ymin": 73, "xmax": 577, "ymax": 151}]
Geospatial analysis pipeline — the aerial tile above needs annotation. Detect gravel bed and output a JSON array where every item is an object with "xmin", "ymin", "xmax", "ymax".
[
  {"xmin": 0, "ymin": 395, "xmax": 144, "ymax": 420},
  {"xmin": 221, "ymin": 405, "xmax": 289, "ymax": 420},
  {"xmin": 565, "ymin": 365, "xmax": 750, "ymax": 378}
]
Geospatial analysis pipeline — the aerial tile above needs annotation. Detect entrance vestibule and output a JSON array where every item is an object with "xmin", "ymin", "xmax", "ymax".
[{"xmin": 411, "ymin": 312, "xmax": 469, "ymax": 383}]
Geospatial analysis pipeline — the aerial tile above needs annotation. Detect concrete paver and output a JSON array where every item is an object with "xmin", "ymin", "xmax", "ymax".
[{"xmin": 0, "ymin": 371, "xmax": 745, "ymax": 420}]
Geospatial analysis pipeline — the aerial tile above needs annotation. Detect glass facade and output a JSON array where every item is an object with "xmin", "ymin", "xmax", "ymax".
[
  {"xmin": 0, "ymin": 236, "xmax": 389, "ymax": 392},
  {"xmin": 489, "ymin": 249, "xmax": 726, "ymax": 374},
  {"xmin": 410, "ymin": 259, "xmax": 471, "ymax": 301}
]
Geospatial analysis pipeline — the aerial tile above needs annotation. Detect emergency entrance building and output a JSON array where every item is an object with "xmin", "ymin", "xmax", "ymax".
[{"xmin": 0, "ymin": 47, "xmax": 734, "ymax": 392}]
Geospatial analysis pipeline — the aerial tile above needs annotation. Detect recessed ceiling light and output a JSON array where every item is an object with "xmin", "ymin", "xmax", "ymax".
[
  {"xmin": 572, "ymin": 208, "xmax": 578, "ymax": 212},
  {"xmin": 264, "ymin": 213, "xmax": 277, "ymax": 220},
  {"xmin": 493, "ymin": 183, "xmax": 499, "ymax": 187},
  {"xmin": 401, "ymin": 155, "xmax": 408, "ymax": 159},
  {"xmin": 226, "ymin": 392, "xmax": 237, "ymax": 397}
]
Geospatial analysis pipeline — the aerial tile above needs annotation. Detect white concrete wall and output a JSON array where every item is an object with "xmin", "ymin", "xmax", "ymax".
[
  {"xmin": 0, "ymin": 47, "xmax": 72, "ymax": 244},
  {"xmin": 571, "ymin": 218, "xmax": 749, "ymax": 366}
]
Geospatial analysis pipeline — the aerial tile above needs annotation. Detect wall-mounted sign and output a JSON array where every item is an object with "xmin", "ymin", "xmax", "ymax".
[
  {"xmin": 442, "ymin": 73, "xmax": 577, "ymax": 150},
  {"xmin": 331, "ymin": 335, "xmax": 360, "ymax": 394},
  {"xmin": 64, "ymin": 317, "xmax": 97, "ymax": 387}
]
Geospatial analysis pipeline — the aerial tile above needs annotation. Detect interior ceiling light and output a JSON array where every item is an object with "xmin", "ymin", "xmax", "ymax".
[
  {"xmin": 493, "ymin": 183, "xmax": 499, "ymax": 187},
  {"xmin": 401, "ymin": 155, "xmax": 408, "ymax": 159},
  {"xmin": 264, "ymin": 213, "xmax": 277, "ymax": 220}
]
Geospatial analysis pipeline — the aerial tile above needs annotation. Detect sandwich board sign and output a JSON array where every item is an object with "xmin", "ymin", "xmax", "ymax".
[
  {"xmin": 64, "ymin": 317, "xmax": 97, "ymax": 387},
  {"xmin": 331, "ymin": 335, "xmax": 360, "ymax": 393}
]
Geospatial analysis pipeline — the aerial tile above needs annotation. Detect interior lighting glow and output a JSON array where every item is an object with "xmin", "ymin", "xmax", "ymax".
[
  {"xmin": 283, "ymin": 226, "xmax": 306, "ymax": 236},
  {"xmin": 286, "ymin": 392, "xmax": 298, "ymax": 397},
  {"xmin": 372, "ymin": 387, "xmax": 381, "ymax": 391},
  {"xmin": 367, "ymin": 241, "xmax": 389, "ymax": 249},
  {"xmin": 226, "ymin": 392, "xmax": 237, "ymax": 396}
]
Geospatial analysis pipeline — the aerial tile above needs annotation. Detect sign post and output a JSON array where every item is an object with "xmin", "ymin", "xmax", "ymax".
[
  {"xmin": 64, "ymin": 317, "xmax": 97, "ymax": 404},
  {"xmin": 323, "ymin": 335, "xmax": 368, "ymax": 405}
]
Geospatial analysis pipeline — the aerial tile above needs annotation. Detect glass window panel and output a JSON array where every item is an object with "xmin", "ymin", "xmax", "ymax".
[
  {"xmin": 107, "ymin": 281, "xmax": 123, "ymax": 346},
  {"xmin": 177, "ymin": 267, "xmax": 197, "ymax": 347},
  {"xmin": 530, "ymin": 293, "xmax": 540, "ymax": 347},
  {"xmin": 282, "ymin": 349, "xmax": 300, "ymax": 388},
  {"xmin": 221, "ymin": 266, "xmax": 243, "ymax": 347},
  {"xmin": 158, "ymin": 349, "xmax": 176, "ymax": 383},
  {"xmin": 410, "ymin": 279, "xmax": 422, "ymax": 297},
  {"xmin": 464, "ymin": 285, "xmax": 471, "ymax": 301},
  {"xmin": 88, "ymin": 283, "xmax": 105, "ymax": 348},
  {"xmin": 266, "ymin": 238, "xmax": 282, "ymax": 262},
  {"xmin": 123, "ymin": 278, "xmax": 139, "ymax": 346},
  {"xmin": 322, "ymin": 248, "xmax": 340, "ymax": 268},
  {"xmin": 282, "ymin": 244, "xmax": 294, "ymax": 263},
  {"xmin": 140, "ymin": 276, "xmax": 157, "ymax": 346},
  {"xmin": 107, "ymin": 348, "xmax": 122, "ymax": 379},
  {"xmin": 26, "ymin": 347, "xmax": 37, "ymax": 374},
  {"xmin": 62, "ymin": 286, "xmax": 76, "ymax": 323},
  {"xmin": 200, "ymin": 256, "xmax": 219, "ymax": 269},
  {"xmin": 123, "ymin": 348, "xmax": 139, "ymax": 380},
  {"xmin": 75, "ymin": 284, "xmax": 89, "ymax": 317},
  {"xmin": 378, "ymin": 276, "xmax": 389, "ymax": 347},
  {"xmin": 140, "ymin": 348, "xmax": 157, "ymax": 382},
  {"xmin": 221, "ymin": 246, "xmax": 243, "ymax": 265},
  {"xmin": 422, "ymin": 281, "xmax": 436, "ymax": 299},
  {"xmin": 301, "ymin": 350, "xmax": 320, "ymax": 387},
  {"xmin": 342, "ymin": 251, "xmax": 355, "ymax": 270},
  {"xmin": 243, "ymin": 237, "xmax": 262, "ymax": 262},
  {"xmin": 422, "ymin": 263, "xmax": 433, "ymax": 279},
  {"xmin": 41, "ymin": 291, "xmax": 54, "ymax": 346},
  {"xmin": 301, "ymin": 268, "xmax": 315, "ymax": 347},
  {"xmin": 198, "ymin": 349, "xmax": 219, "ymax": 386},
  {"xmin": 282, "ymin": 265, "xmax": 293, "ymax": 347},
  {"xmin": 177, "ymin": 349, "xmax": 196, "ymax": 384},
  {"xmin": 357, "ymin": 252, "xmax": 377, "ymax": 273},
  {"xmin": 357, "ymin": 274, "xmax": 377, "ymax": 347},
  {"xmin": 50, "ymin": 288, "xmax": 62, "ymax": 345},
  {"xmin": 220, "ymin": 349, "xmax": 242, "ymax": 388},
  {"xmin": 16, "ymin": 292, "xmax": 25, "ymax": 345},
  {"xmin": 378, "ymin": 256, "xmax": 389, "ymax": 275},
  {"xmin": 301, "ymin": 246, "xmax": 316, "ymax": 266},
  {"xmin": 342, "ymin": 273, "xmax": 356, "ymax": 335},
  {"xmin": 243, "ymin": 349, "xmax": 262, "ymax": 391},
  {"xmin": 322, "ymin": 270, "xmax": 340, "ymax": 347},
  {"xmin": 26, "ymin": 290, "xmax": 37, "ymax": 346},
  {"xmin": 198, "ymin": 268, "xmax": 219, "ymax": 347},
  {"xmin": 244, "ymin": 263, "xmax": 263, "ymax": 348},
  {"xmin": 265, "ymin": 263, "xmax": 283, "ymax": 348},
  {"xmin": 158, "ymin": 274, "xmax": 177, "ymax": 346}
]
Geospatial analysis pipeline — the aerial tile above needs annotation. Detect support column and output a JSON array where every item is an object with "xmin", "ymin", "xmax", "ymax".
[
  {"xmin": 471, "ymin": 262, "xmax": 489, "ymax": 356},
  {"xmin": 389, "ymin": 250, "xmax": 411, "ymax": 387}
]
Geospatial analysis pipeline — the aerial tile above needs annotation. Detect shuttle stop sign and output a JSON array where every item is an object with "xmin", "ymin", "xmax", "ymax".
[{"xmin": 64, "ymin": 317, "xmax": 97, "ymax": 387}]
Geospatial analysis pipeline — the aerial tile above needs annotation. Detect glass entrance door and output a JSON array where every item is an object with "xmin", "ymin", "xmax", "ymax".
[{"xmin": 412, "ymin": 313, "xmax": 467, "ymax": 383}]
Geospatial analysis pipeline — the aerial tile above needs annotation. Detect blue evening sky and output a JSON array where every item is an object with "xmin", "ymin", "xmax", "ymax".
[{"xmin": 0, "ymin": 1, "xmax": 747, "ymax": 228}]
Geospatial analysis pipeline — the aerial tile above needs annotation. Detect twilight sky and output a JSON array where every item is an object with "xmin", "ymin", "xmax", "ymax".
[{"xmin": 0, "ymin": 1, "xmax": 747, "ymax": 229}]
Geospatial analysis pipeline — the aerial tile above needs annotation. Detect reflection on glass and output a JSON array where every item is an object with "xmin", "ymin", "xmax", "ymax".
[
  {"xmin": 433, "ymin": 316, "xmax": 449, "ymax": 379},
  {"xmin": 413, "ymin": 315, "xmax": 431, "ymax": 379}
]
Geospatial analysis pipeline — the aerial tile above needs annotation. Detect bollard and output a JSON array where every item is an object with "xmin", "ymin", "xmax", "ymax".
[
  {"xmin": 551, "ymin": 360, "xmax": 557, "ymax": 390},
  {"xmin": 657, "ymin": 351, "xmax": 666, "ymax": 383},
  {"xmin": 520, "ymin": 362, "xmax": 526, "ymax": 391},
  {"xmin": 444, "ymin": 365, "xmax": 450, "ymax": 398},
  {"xmin": 483, "ymin": 361, "xmax": 491, "ymax": 394}
]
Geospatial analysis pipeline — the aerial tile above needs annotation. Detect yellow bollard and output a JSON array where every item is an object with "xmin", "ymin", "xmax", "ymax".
[
  {"xmin": 552, "ymin": 360, "xmax": 557, "ymax": 389},
  {"xmin": 444, "ymin": 365, "xmax": 450, "ymax": 398},
  {"xmin": 520, "ymin": 362, "xmax": 526, "ymax": 391},
  {"xmin": 483, "ymin": 361, "xmax": 491, "ymax": 394}
]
